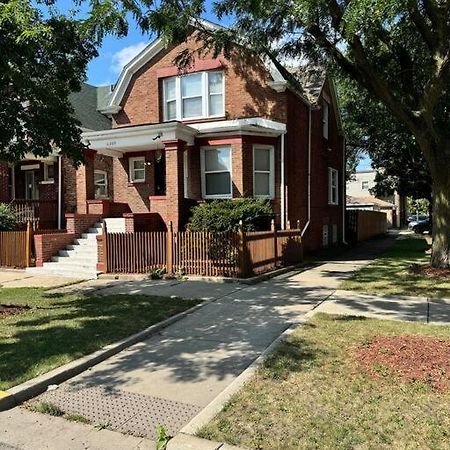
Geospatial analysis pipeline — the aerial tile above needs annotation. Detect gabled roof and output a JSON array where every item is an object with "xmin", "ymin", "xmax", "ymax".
[
  {"xmin": 100, "ymin": 19, "xmax": 343, "ymax": 135},
  {"xmin": 69, "ymin": 83, "xmax": 112, "ymax": 131},
  {"xmin": 347, "ymin": 195, "xmax": 394, "ymax": 208}
]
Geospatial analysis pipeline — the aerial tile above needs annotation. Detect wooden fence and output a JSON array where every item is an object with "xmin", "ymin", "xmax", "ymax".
[
  {"xmin": 346, "ymin": 210, "xmax": 388, "ymax": 244},
  {"xmin": 0, "ymin": 223, "xmax": 33, "ymax": 268},
  {"xmin": 100, "ymin": 220, "xmax": 303, "ymax": 278}
]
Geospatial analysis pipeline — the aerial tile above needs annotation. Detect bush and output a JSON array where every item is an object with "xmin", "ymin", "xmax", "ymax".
[
  {"xmin": 188, "ymin": 199, "xmax": 274, "ymax": 232},
  {"xmin": 0, "ymin": 203, "xmax": 16, "ymax": 231}
]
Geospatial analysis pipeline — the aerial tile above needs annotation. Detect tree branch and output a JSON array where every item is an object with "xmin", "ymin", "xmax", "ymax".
[{"xmin": 408, "ymin": 1, "xmax": 438, "ymax": 52}]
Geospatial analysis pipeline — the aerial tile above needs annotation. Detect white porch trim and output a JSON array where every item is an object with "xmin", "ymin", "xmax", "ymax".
[{"xmin": 82, "ymin": 118, "xmax": 287, "ymax": 156}]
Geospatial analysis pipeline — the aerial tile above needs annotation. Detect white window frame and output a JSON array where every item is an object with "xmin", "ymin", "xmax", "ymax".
[
  {"xmin": 129, "ymin": 156, "xmax": 146, "ymax": 183},
  {"xmin": 94, "ymin": 170, "xmax": 108, "ymax": 199},
  {"xmin": 323, "ymin": 100, "xmax": 329, "ymax": 140},
  {"xmin": 200, "ymin": 146, "xmax": 232, "ymax": 199},
  {"xmin": 253, "ymin": 145, "xmax": 275, "ymax": 199},
  {"xmin": 328, "ymin": 167, "xmax": 339, "ymax": 205},
  {"xmin": 361, "ymin": 181, "xmax": 369, "ymax": 190},
  {"xmin": 163, "ymin": 71, "xmax": 225, "ymax": 121},
  {"xmin": 41, "ymin": 163, "xmax": 55, "ymax": 184}
]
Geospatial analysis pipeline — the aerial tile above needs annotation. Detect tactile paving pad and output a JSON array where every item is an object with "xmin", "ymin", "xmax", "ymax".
[{"xmin": 30, "ymin": 385, "xmax": 201, "ymax": 438}]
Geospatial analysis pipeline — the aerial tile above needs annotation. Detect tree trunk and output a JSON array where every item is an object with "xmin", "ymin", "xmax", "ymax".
[{"xmin": 430, "ymin": 169, "xmax": 450, "ymax": 268}]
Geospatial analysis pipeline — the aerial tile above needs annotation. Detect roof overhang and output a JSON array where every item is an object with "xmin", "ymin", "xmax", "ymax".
[
  {"xmin": 191, "ymin": 118, "xmax": 287, "ymax": 137},
  {"xmin": 82, "ymin": 118, "xmax": 286, "ymax": 157},
  {"xmin": 82, "ymin": 122, "xmax": 197, "ymax": 157}
]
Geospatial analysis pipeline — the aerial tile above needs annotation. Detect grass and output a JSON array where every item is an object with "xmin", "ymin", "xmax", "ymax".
[
  {"xmin": 340, "ymin": 235, "xmax": 450, "ymax": 298},
  {"xmin": 29, "ymin": 401, "xmax": 91, "ymax": 424},
  {"xmin": 199, "ymin": 314, "xmax": 450, "ymax": 450},
  {"xmin": 0, "ymin": 287, "xmax": 200, "ymax": 390}
]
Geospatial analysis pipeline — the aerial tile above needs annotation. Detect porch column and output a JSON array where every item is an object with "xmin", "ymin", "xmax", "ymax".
[
  {"xmin": 76, "ymin": 149, "xmax": 96, "ymax": 214},
  {"xmin": 164, "ymin": 140, "xmax": 185, "ymax": 231},
  {"xmin": 0, "ymin": 163, "xmax": 10, "ymax": 203}
]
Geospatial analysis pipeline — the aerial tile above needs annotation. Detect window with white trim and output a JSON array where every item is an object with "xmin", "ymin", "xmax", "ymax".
[
  {"xmin": 94, "ymin": 170, "xmax": 108, "ymax": 198},
  {"xmin": 361, "ymin": 181, "xmax": 369, "ymax": 190},
  {"xmin": 129, "ymin": 157, "xmax": 146, "ymax": 183},
  {"xmin": 253, "ymin": 145, "xmax": 274, "ymax": 198},
  {"xmin": 328, "ymin": 167, "xmax": 338, "ymax": 205},
  {"xmin": 201, "ymin": 146, "xmax": 232, "ymax": 198},
  {"xmin": 42, "ymin": 163, "xmax": 55, "ymax": 183},
  {"xmin": 323, "ymin": 100, "xmax": 329, "ymax": 139},
  {"xmin": 163, "ymin": 71, "xmax": 224, "ymax": 121}
]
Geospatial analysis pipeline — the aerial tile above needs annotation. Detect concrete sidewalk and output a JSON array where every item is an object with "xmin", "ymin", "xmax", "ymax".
[
  {"xmin": 0, "ymin": 235, "xmax": 398, "ymax": 449},
  {"xmin": 316, "ymin": 289, "xmax": 450, "ymax": 324}
]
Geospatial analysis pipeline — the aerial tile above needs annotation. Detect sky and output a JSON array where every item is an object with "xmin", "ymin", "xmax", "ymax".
[{"xmin": 86, "ymin": 2, "xmax": 228, "ymax": 86}]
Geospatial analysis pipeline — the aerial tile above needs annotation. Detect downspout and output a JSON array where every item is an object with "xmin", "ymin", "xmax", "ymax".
[
  {"xmin": 342, "ymin": 137, "xmax": 348, "ymax": 244},
  {"xmin": 301, "ymin": 104, "xmax": 312, "ymax": 237},
  {"xmin": 280, "ymin": 133, "xmax": 286, "ymax": 229},
  {"xmin": 57, "ymin": 154, "xmax": 62, "ymax": 230}
]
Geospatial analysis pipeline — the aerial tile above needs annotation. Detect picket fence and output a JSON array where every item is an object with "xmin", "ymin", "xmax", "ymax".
[{"xmin": 100, "ymin": 221, "xmax": 303, "ymax": 278}]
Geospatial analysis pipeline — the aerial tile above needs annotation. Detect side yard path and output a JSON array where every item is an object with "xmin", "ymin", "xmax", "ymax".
[{"xmin": 0, "ymin": 233, "xmax": 401, "ymax": 449}]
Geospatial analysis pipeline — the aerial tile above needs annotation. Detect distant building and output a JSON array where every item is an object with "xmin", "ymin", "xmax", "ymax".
[{"xmin": 346, "ymin": 170, "xmax": 406, "ymax": 228}]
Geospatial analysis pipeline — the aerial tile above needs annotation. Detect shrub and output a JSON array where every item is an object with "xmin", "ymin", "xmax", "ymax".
[
  {"xmin": 0, "ymin": 203, "xmax": 16, "ymax": 231},
  {"xmin": 188, "ymin": 199, "xmax": 274, "ymax": 232}
]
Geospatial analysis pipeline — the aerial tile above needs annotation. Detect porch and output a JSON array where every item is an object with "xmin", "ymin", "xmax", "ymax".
[{"xmin": 1, "ymin": 154, "xmax": 62, "ymax": 229}]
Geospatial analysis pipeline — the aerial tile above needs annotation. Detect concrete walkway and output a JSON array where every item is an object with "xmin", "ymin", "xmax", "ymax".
[
  {"xmin": 0, "ymin": 270, "xmax": 83, "ymax": 288},
  {"xmin": 0, "ymin": 235, "xmax": 399, "ymax": 449}
]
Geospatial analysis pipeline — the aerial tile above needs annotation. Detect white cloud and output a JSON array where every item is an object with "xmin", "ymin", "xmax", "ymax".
[{"xmin": 111, "ymin": 42, "xmax": 147, "ymax": 74}]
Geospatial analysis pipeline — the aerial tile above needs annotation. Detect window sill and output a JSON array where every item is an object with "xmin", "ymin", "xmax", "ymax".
[
  {"xmin": 128, "ymin": 181, "xmax": 146, "ymax": 187},
  {"xmin": 203, "ymin": 195, "xmax": 233, "ymax": 200},
  {"xmin": 39, "ymin": 181, "xmax": 54, "ymax": 185}
]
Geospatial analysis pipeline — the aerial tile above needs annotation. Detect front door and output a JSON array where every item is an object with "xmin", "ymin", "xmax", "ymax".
[{"xmin": 25, "ymin": 170, "xmax": 39, "ymax": 200}]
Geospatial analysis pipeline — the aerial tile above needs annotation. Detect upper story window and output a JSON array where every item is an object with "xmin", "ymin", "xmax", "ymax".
[
  {"xmin": 322, "ymin": 100, "xmax": 329, "ymax": 140},
  {"xmin": 328, "ymin": 167, "xmax": 339, "ymax": 205},
  {"xmin": 42, "ymin": 163, "xmax": 54, "ymax": 184},
  {"xmin": 253, "ymin": 145, "xmax": 275, "ymax": 198},
  {"xmin": 129, "ymin": 156, "xmax": 146, "ymax": 183},
  {"xmin": 361, "ymin": 181, "xmax": 369, "ymax": 190},
  {"xmin": 163, "ymin": 71, "xmax": 224, "ymax": 121}
]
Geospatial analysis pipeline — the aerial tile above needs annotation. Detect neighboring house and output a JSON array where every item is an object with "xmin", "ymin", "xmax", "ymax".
[
  {"xmin": 346, "ymin": 195, "xmax": 396, "ymax": 228},
  {"xmin": 346, "ymin": 169, "xmax": 406, "ymax": 228},
  {"xmin": 0, "ymin": 21, "xmax": 345, "ymax": 251}
]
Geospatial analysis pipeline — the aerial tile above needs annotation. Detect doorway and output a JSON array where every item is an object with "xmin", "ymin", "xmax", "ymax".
[{"xmin": 24, "ymin": 170, "xmax": 39, "ymax": 200}]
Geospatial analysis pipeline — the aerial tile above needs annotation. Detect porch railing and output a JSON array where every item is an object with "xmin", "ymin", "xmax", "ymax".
[{"xmin": 10, "ymin": 200, "xmax": 58, "ymax": 229}]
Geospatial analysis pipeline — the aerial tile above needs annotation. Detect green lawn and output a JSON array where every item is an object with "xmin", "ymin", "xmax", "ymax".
[
  {"xmin": 340, "ymin": 235, "xmax": 450, "ymax": 298},
  {"xmin": 199, "ymin": 314, "xmax": 450, "ymax": 450},
  {"xmin": 0, "ymin": 287, "xmax": 200, "ymax": 390}
]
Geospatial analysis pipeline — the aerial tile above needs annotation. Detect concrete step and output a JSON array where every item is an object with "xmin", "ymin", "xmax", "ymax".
[
  {"xmin": 58, "ymin": 248, "xmax": 96, "ymax": 257},
  {"xmin": 43, "ymin": 261, "xmax": 98, "ymax": 272},
  {"xmin": 73, "ymin": 238, "xmax": 99, "ymax": 246},
  {"xmin": 81, "ymin": 233, "xmax": 100, "ymax": 240},
  {"xmin": 52, "ymin": 255, "xmax": 98, "ymax": 263},
  {"xmin": 28, "ymin": 267, "xmax": 98, "ymax": 279}
]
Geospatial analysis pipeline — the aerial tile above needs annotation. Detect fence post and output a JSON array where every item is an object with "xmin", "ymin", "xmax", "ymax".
[
  {"xmin": 25, "ymin": 221, "xmax": 32, "ymax": 267},
  {"xmin": 271, "ymin": 219, "xmax": 278, "ymax": 268},
  {"xmin": 167, "ymin": 221, "xmax": 174, "ymax": 275},
  {"xmin": 102, "ymin": 220, "xmax": 108, "ymax": 274},
  {"xmin": 238, "ymin": 220, "xmax": 249, "ymax": 278}
]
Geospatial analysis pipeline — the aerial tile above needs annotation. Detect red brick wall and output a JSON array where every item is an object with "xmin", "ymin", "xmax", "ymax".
[
  {"xmin": 62, "ymin": 157, "xmax": 78, "ymax": 213},
  {"xmin": 65, "ymin": 213, "xmax": 101, "ymax": 237},
  {"xmin": 34, "ymin": 232, "xmax": 75, "ymax": 267},
  {"xmin": 123, "ymin": 212, "xmax": 167, "ymax": 232},
  {"xmin": 96, "ymin": 235, "xmax": 105, "ymax": 272},
  {"xmin": 112, "ymin": 34, "xmax": 286, "ymax": 127}
]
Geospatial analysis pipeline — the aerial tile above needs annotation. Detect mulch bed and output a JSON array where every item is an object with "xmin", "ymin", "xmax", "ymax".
[
  {"xmin": 409, "ymin": 263, "xmax": 450, "ymax": 278},
  {"xmin": 0, "ymin": 304, "xmax": 30, "ymax": 318},
  {"xmin": 355, "ymin": 335, "xmax": 450, "ymax": 391}
]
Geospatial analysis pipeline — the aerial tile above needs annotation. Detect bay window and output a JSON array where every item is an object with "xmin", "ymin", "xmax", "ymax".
[
  {"xmin": 163, "ymin": 71, "xmax": 224, "ymax": 121},
  {"xmin": 201, "ymin": 146, "xmax": 232, "ymax": 198},
  {"xmin": 253, "ymin": 145, "xmax": 274, "ymax": 198}
]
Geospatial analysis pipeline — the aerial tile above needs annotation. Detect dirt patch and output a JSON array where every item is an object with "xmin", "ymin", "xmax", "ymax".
[
  {"xmin": 0, "ymin": 304, "xmax": 30, "ymax": 318},
  {"xmin": 409, "ymin": 263, "xmax": 450, "ymax": 278},
  {"xmin": 355, "ymin": 335, "xmax": 450, "ymax": 391}
]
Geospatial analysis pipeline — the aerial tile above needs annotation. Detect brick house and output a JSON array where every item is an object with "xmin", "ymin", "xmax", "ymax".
[{"xmin": 1, "ymin": 22, "xmax": 345, "ymax": 252}]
